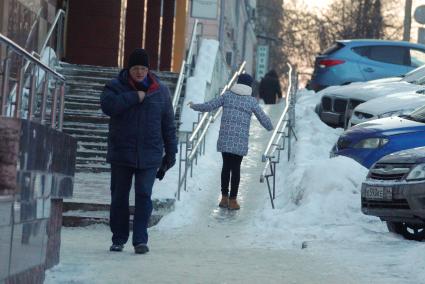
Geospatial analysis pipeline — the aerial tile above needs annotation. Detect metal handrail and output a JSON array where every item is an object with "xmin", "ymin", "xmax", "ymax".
[
  {"xmin": 172, "ymin": 19, "xmax": 200, "ymax": 111},
  {"xmin": 40, "ymin": 9, "xmax": 66, "ymax": 53},
  {"xmin": 176, "ymin": 61, "xmax": 246, "ymax": 200},
  {"xmin": 260, "ymin": 63, "xmax": 298, "ymax": 209},
  {"xmin": 262, "ymin": 63, "xmax": 293, "ymax": 162},
  {"xmin": 0, "ymin": 33, "xmax": 66, "ymax": 130},
  {"xmin": 0, "ymin": 34, "xmax": 65, "ymax": 80},
  {"xmin": 7, "ymin": 9, "xmax": 66, "ymax": 115}
]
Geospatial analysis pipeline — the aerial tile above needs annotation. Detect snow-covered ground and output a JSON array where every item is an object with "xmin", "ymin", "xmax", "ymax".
[{"xmin": 46, "ymin": 90, "xmax": 425, "ymax": 284}]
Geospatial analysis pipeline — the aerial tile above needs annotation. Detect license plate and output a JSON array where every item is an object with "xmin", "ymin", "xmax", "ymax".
[{"xmin": 364, "ymin": 186, "xmax": 392, "ymax": 200}]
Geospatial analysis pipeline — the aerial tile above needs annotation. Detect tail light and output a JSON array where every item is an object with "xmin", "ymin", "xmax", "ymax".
[{"xmin": 318, "ymin": 59, "xmax": 345, "ymax": 68}]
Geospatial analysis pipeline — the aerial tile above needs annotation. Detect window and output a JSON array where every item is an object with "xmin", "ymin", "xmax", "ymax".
[
  {"xmin": 352, "ymin": 46, "xmax": 370, "ymax": 57},
  {"xmin": 410, "ymin": 49, "xmax": 425, "ymax": 67},
  {"xmin": 367, "ymin": 46, "xmax": 407, "ymax": 66}
]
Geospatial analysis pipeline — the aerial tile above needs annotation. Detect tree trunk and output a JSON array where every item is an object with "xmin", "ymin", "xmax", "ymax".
[{"xmin": 403, "ymin": 0, "xmax": 412, "ymax": 41}]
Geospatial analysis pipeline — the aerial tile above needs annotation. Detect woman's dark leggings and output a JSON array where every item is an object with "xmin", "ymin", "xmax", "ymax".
[{"xmin": 221, "ymin": 152, "xmax": 244, "ymax": 199}]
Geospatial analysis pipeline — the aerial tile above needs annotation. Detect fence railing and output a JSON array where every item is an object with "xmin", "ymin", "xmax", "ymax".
[
  {"xmin": 260, "ymin": 63, "xmax": 298, "ymax": 209},
  {"xmin": 176, "ymin": 61, "xmax": 246, "ymax": 200},
  {"xmin": 0, "ymin": 32, "xmax": 66, "ymax": 131},
  {"xmin": 172, "ymin": 19, "xmax": 200, "ymax": 112}
]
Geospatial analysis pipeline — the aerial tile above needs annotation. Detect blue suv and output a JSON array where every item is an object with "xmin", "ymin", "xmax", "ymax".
[
  {"xmin": 332, "ymin": 105, "xmax": 425, "ymax": 168},
  {"xmin": 309, "ymin": 39, "xmax": 425, "ymax": 91}
]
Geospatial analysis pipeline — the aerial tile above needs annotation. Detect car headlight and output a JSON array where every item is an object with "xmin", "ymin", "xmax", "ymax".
[
  {"xmin": 353, "ymin": 138, "xmax": 389, "ymax": 149},
  {"xmin": 406, "ymin": 163, "xmax": 425, "ymax": 181},
  {"xmin": 377, "ymin": 109, "xmax": 415, "ymax": 119}
]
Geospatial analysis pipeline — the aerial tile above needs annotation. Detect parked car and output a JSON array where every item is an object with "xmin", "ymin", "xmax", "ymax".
[
  {"xmin": 309, "ymin": 39, "xmax": 425, "ymax": 91},
  {"xmin": 361, "ymin": 147, "xmax": 425, "ymax": 241},
  {"xmin": 316, "ymin": 64, "xmax": 425, "ymax": 128},
  {"xmin": 331, "ymin": 105, "xmax": 425, "ymax": 168},
  {"xmin": 349, "ymin": 88, "xmax": 425, "ymax": 127}
]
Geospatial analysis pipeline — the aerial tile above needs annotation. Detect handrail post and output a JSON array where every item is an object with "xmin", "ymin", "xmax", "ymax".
[
  {"xmin": 58, "ymin": 83, "xmax": 65, "ymax": 131},
  {"xmin": 40, "ymin": 74, "xmax": 49, "ymax": 124},
  {"xmin": 14, "ymin": 65, "xmax": 25, "ymax": 118},
  {"xmin": 28, "ymin": 65, "xmax": 37, "ymax": 120},
  {"xmin": 51, "ymin": 83, "xmax": 59, "ymax": 128},
  {"xmin": 0, "ymin": 51, "xmax": 10, "ymax": 116}
]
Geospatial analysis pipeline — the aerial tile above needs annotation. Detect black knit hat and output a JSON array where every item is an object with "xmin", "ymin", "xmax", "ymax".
[
  {"xmin": 237, "ymin": 73, "xmax": 253, "ymax": 87},
  {"xmin": 128, "ymin": 48, "xmax": 149, "ymax": 69}
]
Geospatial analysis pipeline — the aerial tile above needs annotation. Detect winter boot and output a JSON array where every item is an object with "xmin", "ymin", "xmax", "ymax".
[
  {"xmin": 228, "ymin": 198, "xmax": 240, "ymax": 210},
  {"xmin": 134, "ymin": 243, "xmax": 149, "ymax": 254},
  {"xmin": 219, "ymin": 195, "xmax": 229, "ymax": 208},
  {"xmin": 109, "ymin": 244, "xmax": 124, "ymax": 252}
]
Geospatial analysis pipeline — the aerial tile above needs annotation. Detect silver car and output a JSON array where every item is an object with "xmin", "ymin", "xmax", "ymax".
[
  {"xmin": 316, "ymin": 64, "xmax": 425, "ymax": 128},
  {"xmin": 361, "ymin": 147, "xmax": 425, "ymax": 241}
]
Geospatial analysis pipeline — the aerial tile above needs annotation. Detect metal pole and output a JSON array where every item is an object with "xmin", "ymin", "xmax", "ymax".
[
  {"xmin": 50, "ymin": 83, "xmax": 58, "ymax": 128},
  {"xmin": 13, "ymin": 66, "xmax": 25, "ymax": 118},
  {"xmin": 266, "ymin": 177, "xmax": 275, "ymax": 209},
  {"xmin": 177, "ymin": 139, "xmax": 184, "ymax": 200},
  {"xmin": 1, "ymin": 52, "xmax": 10, "ymax": 116},
  {"xmin": 184, "ymin": 132, "xmax": 189, "ymax": 192},
  {"xmin": 28, "ymin": 66, "xmax": 37, "ymax": 120},
  {"xmin": 272, "ymin": 162, "xmax": 276, "ymax": 200},
  {"xmin": 58, "ymin": 83, "xmax": 65, "ymax": 130},
  {"xmin": 40, "ymin": 74, "xmax": 49, "ymax": 124}
]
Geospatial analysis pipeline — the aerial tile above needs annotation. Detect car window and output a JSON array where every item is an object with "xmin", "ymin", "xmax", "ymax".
[
  {"xmin": 410, "ymin": 49, "xmax": 425, "ymax": 67},
  {"xmin": 402, "ymin": 64, "xmax": 425, "ymax": 82},
  {"xmin": 407, "ymin": 105, "xmax": 425, "ymax": 122},
  {"xmin": 321, "ymin": 42, "xmax": 344, "ymax": 55},
  {"xmin": 367, "ymin": 46, "xmax": 407, "ymax": 65},
  {"xmin": 352, "ymin": 46, "xmax": 370, "ymax": 57}
]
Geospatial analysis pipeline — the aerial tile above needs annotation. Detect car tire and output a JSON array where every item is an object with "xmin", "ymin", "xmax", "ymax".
[{"xmin": 386, "ymin": 221, "xmax": 425, "ymax": 241}]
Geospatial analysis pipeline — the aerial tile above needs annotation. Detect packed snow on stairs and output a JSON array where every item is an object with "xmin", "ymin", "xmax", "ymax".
[{"xmin": 46, "ymin": 99, "xmax": 359, "ymax": 284}]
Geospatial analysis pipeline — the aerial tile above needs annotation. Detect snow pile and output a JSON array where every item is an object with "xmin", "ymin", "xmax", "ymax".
[
  {"xmin": 250, "ymin": 89, "xmax": 387, "ymax": 247},
  {"xmin": 180, "ymin": 39, "xmax": 220, "ymax": 132}
]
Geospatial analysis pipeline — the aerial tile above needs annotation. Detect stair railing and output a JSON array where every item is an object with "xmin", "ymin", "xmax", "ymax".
[
  {"xmin": 260, "ymin": 63, "xmax": 298, "ymax": 209},
  {"xmin": 172, "ymin": 19, "xmax": 200, "ymax": 112},
  {"xmin": 0, "ymin": 33, "xmax": 66, "ymax": 131},
  {"xmin": 6, "ymin": 9, "xmax": 66, "ymax": 119},
  {"xmin": 176, "ymin": 61, "xmax": 246, "ymax": 200}
]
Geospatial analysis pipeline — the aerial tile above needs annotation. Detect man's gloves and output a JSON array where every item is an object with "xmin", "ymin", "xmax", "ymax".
[{"xmin": 156, "ymin": 154, "xmax": 176, "ymax": 180}]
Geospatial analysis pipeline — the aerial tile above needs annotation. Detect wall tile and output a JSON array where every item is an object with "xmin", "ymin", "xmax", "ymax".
[
  {"xmin": 0, "ymin": 197, "xmax": 13, "ymax": 226},
  {"xmin": 0, "ymin": 225, "xmax": 12, "ymax": 280},
  {"xmin": 9, "ymin": 220, "xmax": 47, "ymax": 276}
]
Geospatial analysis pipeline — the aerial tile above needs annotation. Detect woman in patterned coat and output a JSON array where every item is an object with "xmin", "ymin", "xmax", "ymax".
[{"xmin": 189, "ymin": 73, "xmax": 273, "ymax": 210}]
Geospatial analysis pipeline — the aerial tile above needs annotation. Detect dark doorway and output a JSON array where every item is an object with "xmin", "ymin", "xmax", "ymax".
[{"xmin": 65, "ymin": 0, "xmax": 121, "ymax": 67}]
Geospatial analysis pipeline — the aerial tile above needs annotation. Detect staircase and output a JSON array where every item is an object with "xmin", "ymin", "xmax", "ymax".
[{"xmin": 57, "ymin": 62, "xmax": 184, "ymax": 173}]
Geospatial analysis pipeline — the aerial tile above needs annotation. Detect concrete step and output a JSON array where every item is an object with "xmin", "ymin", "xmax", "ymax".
[{"xmin": 62, "ymin": 199, "xmax": 175, "ymax": 227}]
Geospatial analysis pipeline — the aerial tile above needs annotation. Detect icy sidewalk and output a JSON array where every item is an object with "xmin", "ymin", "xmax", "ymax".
[{"xmin": 46, "ymin": 103, "xmax": 357, "ymax": 284}]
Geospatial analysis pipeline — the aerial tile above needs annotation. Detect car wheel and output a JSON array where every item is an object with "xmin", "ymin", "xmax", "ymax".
[{"xmin": 386, "ymin": 221, "xmax": 425, "ymax": 241}]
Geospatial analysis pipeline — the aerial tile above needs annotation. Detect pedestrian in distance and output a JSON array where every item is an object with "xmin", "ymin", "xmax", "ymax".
[
  {"xmin": 100, "ymin": 48, "xmax": 177, "ymax": 254},
  {"xmin": 259, "ymin": 69, "xmax": 282, "ymax": 104},
  {"xmin": 188, "ymin": 73, "xmax": 273, "ymax": 210}
]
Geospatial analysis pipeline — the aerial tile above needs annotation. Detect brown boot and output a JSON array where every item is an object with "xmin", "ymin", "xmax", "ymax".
[
  {"xmin": 219, "ymin": 195, "xmax": 229, "ymax": 208},
  {"xmin": 228, "ymin": 198, "xmax": 240, "ymax": 210}
]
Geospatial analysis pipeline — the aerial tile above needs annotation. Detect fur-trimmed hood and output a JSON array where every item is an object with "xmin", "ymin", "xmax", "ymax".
[{"xmin": 230, "ymin": 83, "xmax": 252, "ymax": 96}]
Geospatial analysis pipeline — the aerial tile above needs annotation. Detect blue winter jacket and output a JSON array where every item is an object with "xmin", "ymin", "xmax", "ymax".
[
  {"xmin": 100, "ymin": 69, "xmax": 177, "ymax": 169},
  {"xmin": 192, "ymin": 83, "xmax": 273, "ymax": 156}
]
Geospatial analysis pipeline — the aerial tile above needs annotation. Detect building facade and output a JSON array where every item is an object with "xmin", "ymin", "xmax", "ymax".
[{"xmin": 187, "ymin": 0, "xmax": 257, "ymax": 74}]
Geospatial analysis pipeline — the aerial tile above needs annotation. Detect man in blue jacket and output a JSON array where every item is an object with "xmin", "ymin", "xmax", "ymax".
[{"xmin": 100, "ymin": 48, "xmax": 177, "ymax": 254}]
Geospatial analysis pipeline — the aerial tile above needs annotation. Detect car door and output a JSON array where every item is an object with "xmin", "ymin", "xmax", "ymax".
[{"xmin": 355, "ymin": 45, "xmax": 409, "ymax": 81}]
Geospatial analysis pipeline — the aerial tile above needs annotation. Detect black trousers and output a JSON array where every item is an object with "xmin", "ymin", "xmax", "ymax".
[
  {"xmin": 109, "ymin": 164, "xmax": 157, "ymax": 246},
  {"xmin": 221, "ymin": 152, "xmax": 243, "ymax": 199}
]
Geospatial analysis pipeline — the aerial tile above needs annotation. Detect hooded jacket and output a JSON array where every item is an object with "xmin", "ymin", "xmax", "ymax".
[
  {"xmin": 191, "ymin": 83, "xmax": 273, "ymax": 156},
  {"xmin": 100, "ymin": 69, "xmax": 177, "ymax": 169}
]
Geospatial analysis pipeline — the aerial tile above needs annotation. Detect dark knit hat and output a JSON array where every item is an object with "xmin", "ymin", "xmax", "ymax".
[
  {"xmin": 237, "ymin": 73, "xmax": 253, "ymax": 87},
  {"xmin": 128, "ymin": 48, "xmax": 149, "ymax": 69}
]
